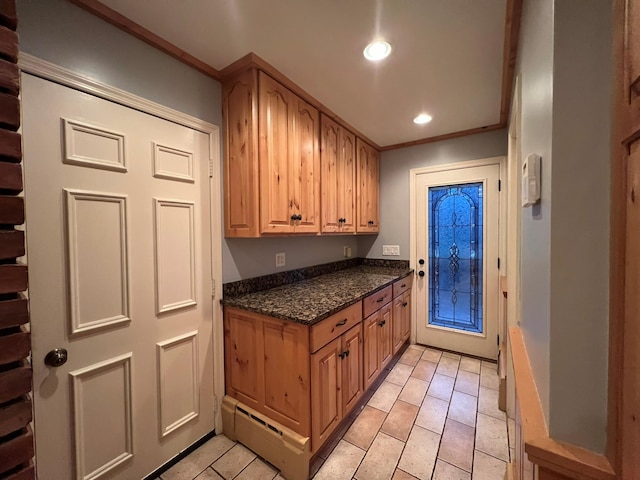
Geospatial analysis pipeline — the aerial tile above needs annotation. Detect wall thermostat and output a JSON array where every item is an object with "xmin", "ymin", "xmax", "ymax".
[{"xmin": 522, "ymin": 153, "xmax": 541, "ymax": 207}]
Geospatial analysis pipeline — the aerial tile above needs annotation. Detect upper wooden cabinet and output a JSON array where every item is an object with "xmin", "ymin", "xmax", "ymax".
[
  {"xmin": 222, "ymin": 59, "xmax": 381, "ymax": 237},
  {"xmin": 356, "ymin": 139, "xmax": 380, "ymax": 233},
  {"xmin": 223, "ymin": 69, "xmax": 320, "ymax": 236},
  {"xmin": 320, "ymin": 114, "xmax": 356, "ymax": 233}
]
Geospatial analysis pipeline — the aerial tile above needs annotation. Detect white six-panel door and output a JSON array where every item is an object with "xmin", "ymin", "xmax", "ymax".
[{"xmin": 22, "ymin": 73, "xmax": 216, "ymax": 480}]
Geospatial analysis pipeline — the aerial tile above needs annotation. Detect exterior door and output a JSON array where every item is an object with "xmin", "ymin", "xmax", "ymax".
[
  {"xmin": 414, "ymin": 162, "xmax": 500, "ymax": 359},
  {"xmin": 22, "ymin": 74, "xmax": 216, "ymax": 479}
]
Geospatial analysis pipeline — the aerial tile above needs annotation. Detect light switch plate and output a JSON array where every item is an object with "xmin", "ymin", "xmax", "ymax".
[
  {"xmin": 275, "ymin": 252, "xmax": 286, "ymax": 267},
  {"xmin": 382, "ymin": 245, "xmax": 400, "ymax": 256}
]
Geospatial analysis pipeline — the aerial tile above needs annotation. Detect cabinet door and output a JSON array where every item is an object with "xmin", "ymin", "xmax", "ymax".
[
  {"xmin": 259, "ymin": 71, "xmax": 293, "ymax": 233},
  {"xmin": 311, "ymin": 336, "xmax": 342, "ymax": 451},
  {"xmin": 379, "ymin": 303, "xmax": 393, "ymax": 369},
  {"xmin": 402, "ymin": 290, "xmax": 412, "ymax": 341},
  {"xmin": 320, "ymin": 115, "xmax": 340, "ymax": 232},
  {"xmin": 262, "ymin": 317, "xmax": 311, "ymax": 435},
  {"xmin": 363, "ymin": 311, "xmax": 380, "ymax": 390},
  {"xmin": 342, "ymin": 324, "xmax": 363, "ymax": 415},
  {"xmin": 224, "ymin": 309, "xmax": 264, "ymax": 412},
  {"xmin": 223, "ymin": 70, "xmax": 260, "ymax": 237},
  {"xmin": 291, "ymin": 96, "xmax": 320, "ymax": 233},
  {"xmin": 392, "ymin": 296, "xmax": 405, "ymax": 354},
  {"xmin": 338, "ymin": 128, "xmax": 356, "ymax": 232},
  {"xmin": 356, "ymin": 139, "xmax": 380, "ymax": 233}
]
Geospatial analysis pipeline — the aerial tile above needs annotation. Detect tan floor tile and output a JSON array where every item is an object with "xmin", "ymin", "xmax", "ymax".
[
  {"xmin": 381, "ymin": 400, "xmax": 419, "ymax": 441},
  {"xmin": 436, "ymin": 356, "xmax": 460, "ymax": 378},
  {"xmin": 442, "ymin": 352, "xmax": 461, "ymax": 361},
  {"xmin": 397, "ymin": 425, "xmax": 440, "ymax": 479},
  {"xmin": 234, "ymin": 458, "xmax": 277, "ymax": 480},
  {"xmin": 415, "ymin": 395, "xmax": 449, "ymax": 434},
  {"xmin": 454, "ymin": 370, "xmax": 480, "ymax": 397},
  {"xmin": 479, "ymin": 365, "xmax": 500, "ymax": 390},
  {"xmin": 398, "ymin": 348, "xmax": 423, "ymax": 366},
  {"xmin": 421, "ymin": 348, "xmax": 443, "ymax": 363},
  {"xmin": 161, "ymin": 435, "xmax": 235, "ymax": 480},
  {"xmin": 476, "ymin": 413, "xmax": 509, "ymax": 462},
  {"xmin": 427, "ymin": 374, "xmax": 455, "ymax": 401},
  {"xmin": 431, "ymin": 460, "xmax": 470, "ymax": 480},
  {"xmin": 481, "ymin": 360, "xmax": 498, "ymax": 372},
  {"xmin": 411, "ymin": 360, "xmax": 437, "ymax": 382},
  {"xmin": 368, "ymin": 381, "xmax": 403, "ymax": 413},
  {"xmin": 314, "ymin": 440, "xmax": 366, "ymax": 480},
  {"xmin": 392, "ymin": 469, "xmax": 419, "ymax": 479},
  {"xmin": 386, "ymin": 362, "xmax": 414, "ymax": 386},
  {"xmin": 407, "ymin": 344, "xmax": 426, "ymax": 352},
  {"xmin": 447, "ymin": 391, "xmax": 478, "ymax": 427},
  {"xmin": 459, "ymin": 357, "xmax": 481, "ymax": 374},
  {"xmin": 438, "ymin": 419, "xmax": 475, "ymax": 472},
  {"xmin": 398, "ymin": 377, "xmax": 429, "ymax": 406},
  {"xmin": 343, "ymin": 405, "xmax": 387, "ymax": 450},
  {"xmin": 472, "ymin": 450, "xmax": 507, "ymax": 480},
  {"xmin": 212, "ymin": 444, "xmax": 256, "ymax": 479},
  {"xmin": 194, "ymin": 468, "xmax": 223, "ymax": 480},
  {"xmin": 355, "ymin": 432, "xmax": 404, "ymax": 480},
  {"xmin": 478, "ymin": 385, "xmax": 506, "ymax": 420}
]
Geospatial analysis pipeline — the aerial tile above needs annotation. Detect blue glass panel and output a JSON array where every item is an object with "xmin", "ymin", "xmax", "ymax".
[{"xmin": 428, "ymin": 182, "xmax": 483, "ymax": 334}]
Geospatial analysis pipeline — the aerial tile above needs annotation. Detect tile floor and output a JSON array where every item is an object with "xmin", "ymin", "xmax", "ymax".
[{"xmin": 157, "ymin": 345, "xmax": 513, "ymax": 480}]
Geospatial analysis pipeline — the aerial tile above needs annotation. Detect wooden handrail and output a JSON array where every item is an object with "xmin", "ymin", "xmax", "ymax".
[{"xmin": 509, "ymin": 327, "xmax": 615, "ymax": 480}]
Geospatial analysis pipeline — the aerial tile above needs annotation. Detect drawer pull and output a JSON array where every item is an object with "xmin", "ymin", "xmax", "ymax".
[
  {"xmin": 401, "ymin": 283, "xmax": 406, "ymax": 288},
  {"xmin": 376, "ymin": 296, "xmax": 385, "ymax": 303},
  {"xmin": 402, "ymin": 302, "xmax": 408, "ymax": 307},
  {"xmin": 335, "ymin": 319, "xmax": 348, "ymax": 327},
  {"xmin": 378, "ymin": 320, "xmax": 386, "ymax": 327}
]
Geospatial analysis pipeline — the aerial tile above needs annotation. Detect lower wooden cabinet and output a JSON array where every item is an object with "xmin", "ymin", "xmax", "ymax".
[
  {"xmin": 363, "ymin": 302, "xmax": 392, "ymax": 390},
  {"xmin": 311, "ymin": 323, "xmax": 363, "ymax": 450},
  {"xmin": 223, "ymin": 277, "xmax": 413, "ymax": 457},
  {"xmin": 393, "ymin": 290, "xmax": 412, "ymax": 354}
]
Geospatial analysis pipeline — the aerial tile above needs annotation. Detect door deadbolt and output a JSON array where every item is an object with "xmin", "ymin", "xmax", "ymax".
[{"xmin": 44, "ymin": 348, "xmax": 68, "ymax": 367}]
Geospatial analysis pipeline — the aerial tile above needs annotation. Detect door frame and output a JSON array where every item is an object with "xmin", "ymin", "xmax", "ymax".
[
  {"xmin": 18, "ymin": 53, "xmax": 225, "ymax": 431},
  {"xmin": 409, "ymin": 156, "xmax": 506, "ymax": 348}
]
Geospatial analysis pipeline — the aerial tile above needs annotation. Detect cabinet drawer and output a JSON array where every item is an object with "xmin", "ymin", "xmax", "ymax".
[
  {"xmin": 393, "ymin": 275, "xmax": 413, "ymax": 298},
  {"xmin": 310, "ymin": 301, "xmax": 362, "ymax": 353},
  {"xmin": 363, "ymin": 285, "xmax": 392, "ymax": 318}
]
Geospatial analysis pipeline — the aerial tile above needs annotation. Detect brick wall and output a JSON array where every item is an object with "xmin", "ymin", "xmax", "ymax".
[{"xmin": 0, "ymin": 1, "xmax": 35, "ymax": 479}]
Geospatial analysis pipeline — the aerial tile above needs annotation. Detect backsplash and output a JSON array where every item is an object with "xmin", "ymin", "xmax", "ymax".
[{"xmin": 222, "ymin": 257, "xmax": 410, "ymax": 297}]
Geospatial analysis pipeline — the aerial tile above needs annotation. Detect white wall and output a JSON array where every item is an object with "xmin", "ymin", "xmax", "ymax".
[
  {"xmin": 516, "ymin": 0, "xmax": 554, "ymax": 426},
  {"xmin": 358, "ymin": 129, "xmax": 508, "ymax": 259},
  {"xmin": 516, "ymin": 0, "xmax": 611, "ymax": 453},
  {"xmin": 18, "ymin": 0, "xmax": 359, "ymax": 284},
  {"xmin": 548, "ymin": 0, "xmax": 611, "ymax": 453}
]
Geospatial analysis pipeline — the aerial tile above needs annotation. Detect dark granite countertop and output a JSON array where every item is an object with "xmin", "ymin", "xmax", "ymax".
[{"xmin": 222, "ymin": 266, "xmax": 413, "ymax": 325}]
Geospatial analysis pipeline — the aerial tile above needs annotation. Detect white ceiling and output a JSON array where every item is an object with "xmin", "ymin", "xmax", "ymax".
[{"xmin": 98, "ymin": 0, "xmax": 507, "ymax": 147}]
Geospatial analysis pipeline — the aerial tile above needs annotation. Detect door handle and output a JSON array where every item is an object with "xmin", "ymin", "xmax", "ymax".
[
  {"xmin": 418, "ymin": 271, "xmax": 425, "ymax": 277},
  {"xmin": 45, "ymin": 348, "xmax": 68, "ymax": 367}
]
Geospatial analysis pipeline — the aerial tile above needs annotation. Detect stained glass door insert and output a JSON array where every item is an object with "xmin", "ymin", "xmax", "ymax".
[{"xmin": 428, "ymin": 182, "xmax": 483, "ymax": 334}]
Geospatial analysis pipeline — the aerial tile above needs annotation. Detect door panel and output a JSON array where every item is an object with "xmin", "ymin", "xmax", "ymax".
[
  {"xmin": 379, "ymin": 303, "xmax": 393, "ymax": 369},
  {"xmin": 363, "ymin": 311, "xmax": 380, "ymax": 390},
  {"xmin": 342, "ymin": 324, "xmax": 363, "ymax": 415},
  {"xmin": 22, "ymin": 74, "xmax": 216, "ymax": 480},
  {"xmin": 311, "ymin": 337, "xmax": 342, "ymax": 451},
  {"xmin": 339, "ymin": 129, "xmax": 356, "ymax": 232},
  {"xmin": 415, "ymin": 163, "xmax": 500, "ymax": 359},
  {"xmin": 259, "ymin": 72, "xmax": 292, "ymax": 233}
]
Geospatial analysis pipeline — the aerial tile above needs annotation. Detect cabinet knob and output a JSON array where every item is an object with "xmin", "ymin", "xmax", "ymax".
[
  {"xmin": 378, "ymin": 320, "xmax": 386, "ymax": 327},
  {"xmin": 418, "ymin": 271, "xmax": 425, "ymax": 277},
  {"xmin": 297, "ymin": 214, "xmax": 302, "ymax": 221},
  {"xmin": 402, "ymin": 302, "xmax": 408, "ymax": 307},
  {"xmin": 291, "ymin": 214, "xmax": 297, "ymax": 221}
]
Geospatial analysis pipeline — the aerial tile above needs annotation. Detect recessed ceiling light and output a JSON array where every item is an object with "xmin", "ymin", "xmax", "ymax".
[
  {"xmin": 413, "ymin": 113, "xmax": 433, "ymax": 124},
  {"xmin": 363, "ymin": 41, "xmax": 392, "ymax": 61}
]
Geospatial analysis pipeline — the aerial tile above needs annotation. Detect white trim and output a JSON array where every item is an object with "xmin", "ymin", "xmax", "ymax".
[{"xmin": 20, "ymin": 53, "xmax": 225, "ymax": 431}]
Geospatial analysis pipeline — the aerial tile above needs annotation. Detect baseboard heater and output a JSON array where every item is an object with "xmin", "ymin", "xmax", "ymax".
[{"xmin": 221, "ymin": 396, "xmax": 310, "ymax": 480}]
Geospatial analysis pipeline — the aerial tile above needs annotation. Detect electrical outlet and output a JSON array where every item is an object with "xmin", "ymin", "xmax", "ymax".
[
  {"xmin": 382, "ymin": 245, "xmax": 400, "ymax": 256},
  {"xmin": 275, "ymin": 252, "xmax": 286, "ymax": 267},
  {"xmin": 343, "ymin": 246, "xmax": 352, "ymax": 258}
]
